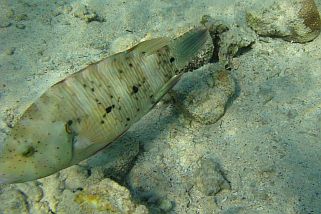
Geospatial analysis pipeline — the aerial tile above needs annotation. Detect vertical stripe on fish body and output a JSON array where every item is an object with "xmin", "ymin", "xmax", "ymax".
[{"xmin": 0, "ymin": 28, "xmax": 213, "ymax": 184}]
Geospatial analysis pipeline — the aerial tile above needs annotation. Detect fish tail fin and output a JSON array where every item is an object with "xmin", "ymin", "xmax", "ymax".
[{"xmin": 169, "ymin": 27, "xmax": 211, "ymax": 69}]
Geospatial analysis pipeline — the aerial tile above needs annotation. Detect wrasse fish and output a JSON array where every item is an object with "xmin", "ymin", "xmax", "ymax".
[{"xmin": 0, "ymin": 28, "xmax": 212, "ymax": 184}]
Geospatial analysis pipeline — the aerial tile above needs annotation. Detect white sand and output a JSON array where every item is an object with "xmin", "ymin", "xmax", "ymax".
[{"xmin": 0, "ymin": 0, "xmax": 320, "ymax": 213}]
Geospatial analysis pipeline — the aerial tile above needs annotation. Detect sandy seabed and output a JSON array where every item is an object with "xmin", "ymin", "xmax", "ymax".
[{"xmin": 0, "ymin": 0, "xmax": 321, "ymax": 213}]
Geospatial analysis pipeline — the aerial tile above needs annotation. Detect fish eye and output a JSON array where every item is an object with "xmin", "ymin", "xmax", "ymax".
[{"xmin": 65, "ymin": 120, "xmax": 73, "ymax": 134}]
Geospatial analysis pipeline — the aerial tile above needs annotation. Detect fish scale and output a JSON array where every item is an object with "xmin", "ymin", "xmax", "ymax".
[{"xmin": 0, "ymin": 28, "xmax": 213, "ymax": 184}]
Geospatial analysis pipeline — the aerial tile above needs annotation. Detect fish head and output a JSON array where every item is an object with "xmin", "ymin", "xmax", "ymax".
[{"xmin": 0, "ymin": 116, "xmax": 73, "ymax": 184}]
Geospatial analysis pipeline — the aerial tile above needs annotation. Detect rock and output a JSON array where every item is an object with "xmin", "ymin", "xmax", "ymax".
[
  {"xmin": 173, "ymin": 63, "xmax": 235, "ymax": 125},
  {"xmin": 0, "ymin": 188, "xmax": 29, "ymax": 213},
  {"xmin": 218, "ymin": 26, "xmax": 256, "ymax": 64},
  {"xmin": 194, "ymin": 157, "xmax": 230, "ymax": 196},
  {"xmin": 15, "ymin": 182, "xmax": 43, "ymax": 202},
  {"xmin": 246, "ymin": 0, "xmax": 321, "ymax": 43},
  {"xmin": 201, "ymin": 15, "xmax": 229, "ymax": 35},
  {"xmin": 201, "ymin": 15, "xmax": 256, "ymax": 66},
  {"xmin": 186, "ymin": 188, "xmax": 220, "ymax": 214},
  {"xmin": 60, "ymin": 165, "xmax": 89, "ymax": 191},
  {"xmin": 0, "ymin": 7, "xmax": 14, "ymax": 28},
  {"xmin": 57, "ymin": 178, "xmax": 148, "ymax": 214},
  {"xmin": 15, "ymin": 14, "xmax": 28, "ymax": 21},
  {"xmin": 71, "ymin": 3, "xmax": 105, "ymax": 23},
  {"xmin": 158, "ymin": 198, "xmax": 174, "ymax": 212},
  {"xmin": 38, "ymin": 173, "xmax": 65, "ymax": 212},
  {"xmin": 15, "ymin": 23, "xmax": 26, "ymax": 29},
  {"xmin": 4, "ymin": 47, "xmax": 16, "ymax": 55}
]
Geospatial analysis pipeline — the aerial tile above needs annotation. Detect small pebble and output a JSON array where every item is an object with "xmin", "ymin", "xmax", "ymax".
[
  {"xmin": 5, "ymin": 47, "xmax": 16, "ymax": 55},
  {"xmin": 16, "ymin": 23, "xmax": 26, "ymax": 29},
  {"xmin": 158, "ymin": 198, "xmax": 173, "ymax": 212},
  {"xmin": 15, "ymin": 14, "xmax": 28, "ymax": 21}
]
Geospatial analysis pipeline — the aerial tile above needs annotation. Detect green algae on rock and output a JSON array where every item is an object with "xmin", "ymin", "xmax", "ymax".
[
  {"xmin": 246, "ymin": 0, "xmax": 321, "ymax": 43},
  {"xmin": 72, "ymin": 179, "xmax": 148, "ymax": 214}
]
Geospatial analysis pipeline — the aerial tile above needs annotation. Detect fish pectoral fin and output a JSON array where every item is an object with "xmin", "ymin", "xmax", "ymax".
[
  {"xmin": 72, "ymin": 116, "xmax": 108, "ymax": 146},
  {"xmin": 71, "ymin": 116, "xmax": 110, "ymax": 162},
  {"xmin": 152, "ymin": 74, "xmax": 183, "ymax": 104},
  {"xmin": 128, "ymin": 37, "xmax": 170, "ymax": 56}
]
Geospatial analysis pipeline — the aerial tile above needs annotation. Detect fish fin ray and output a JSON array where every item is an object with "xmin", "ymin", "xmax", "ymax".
[
  {"xmin": 128, "ymin": 37, "xmax": 170, "ymax": 56},
  {"xmin": 170, "ymin": 27, "xmax": 210, "ymax": 67}
]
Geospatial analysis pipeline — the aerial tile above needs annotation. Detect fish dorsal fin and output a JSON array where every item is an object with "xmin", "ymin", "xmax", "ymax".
[
  {"xmin": 127, "ymin": 37, "xmax": 170, "ymax": 55},
  {"xmin": 169, "ymin": 27, "xmax": 210, "ymax": 68}
]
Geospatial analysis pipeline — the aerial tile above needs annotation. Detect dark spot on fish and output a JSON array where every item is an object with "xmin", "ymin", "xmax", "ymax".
[
  {"xmin": 132, "ymin": 85, "xmax": 139, "ymax": 93},
  {"xmin": 170, "ymin": 57, "xmax": 175, "ymax": 63},
  {"xmin": 129, "ymin": 63, "xmax": 133, "ymax": 67},
  {"xmin": 118, "ymin": 106, "xmax": 122, "ymax": 110},
  {"xmin": 91, "ymin": 88, "xmax": 95, "ymax": 92},
  {"xmin": 22, "ymin": 146, "xmax": 36, "ymax": 157},
  {"xmin": 137, "ymin": 108, "xmax": 140, "ymax": 112},
  {"xmin": 37, "ymin": 141, "xmax": 41, "ymax": 144},
  {"xmin": 95, "ymin": 98, "xmax": 102, "ymax": 105},
  {"xmin": 83, "ymin": 84, "xmax": 87, "ymax": 88},
  {"xmin": 106, "ymin": 105, "xmax": 113, "ymax": 113},
  {"xmin": 103, "ymin": 113, "xmax": 106, "ymax": 118},
  {"xmin": 101, "ymin": 120, "xmax": 105, "ymax": 124},
  {"xmin": 56, "ymin": 147, "xmax": 60, "ymax": 149},
  {"xmin": 118, "ymin": 69, "xmax": 123, "ymax": 73},
  {"xmin": 142, "ymin": 51, "xmax": 146, "ymax": 54},
  {"xmin": 126, "ymin": 117, "xmax": 130, "ymax": 121}
]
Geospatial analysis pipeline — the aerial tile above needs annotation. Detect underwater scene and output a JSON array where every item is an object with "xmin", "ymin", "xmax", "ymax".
[{"xmin": 0, "ymin": 0, "xmax": 321, "ymax": 213}]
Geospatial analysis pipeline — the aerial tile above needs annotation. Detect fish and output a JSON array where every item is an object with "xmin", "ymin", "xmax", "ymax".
[{"xmin": 0, "ymin": 27, "xmax": 212, "ymax": 184}]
